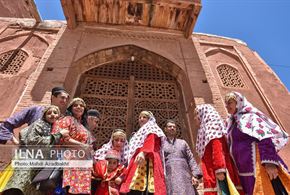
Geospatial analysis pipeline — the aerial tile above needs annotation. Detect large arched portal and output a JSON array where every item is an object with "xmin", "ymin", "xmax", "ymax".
[{"xmin": 73, "ymin": 45, "xmax": 191, "ymax": 148}]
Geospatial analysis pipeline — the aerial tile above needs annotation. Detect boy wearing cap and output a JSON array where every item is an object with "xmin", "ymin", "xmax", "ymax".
[
  {"xmin": 86, "ymin": 109, "xmax": 100, "ymax": 132},
  {"xmin": 0, "ymin": 86, "xmax": 69, "ymax": 144},
  {"xmin": 86, "ymin": 109, "xmax": 100, "ymax": 151},
  {"xmin": 93, "ymin": 150, "xmax": 125, "ymax": 195}
]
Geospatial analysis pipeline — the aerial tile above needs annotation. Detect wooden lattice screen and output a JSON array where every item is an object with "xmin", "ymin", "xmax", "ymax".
[
  {"xmin": 79, "ymin": 60, "xmax": 186, "ymax": 147},
  {"xmin": 0, "ymin": 50, "xmax": 28, "ymax": 74},
  {"xmin": 217, "ymin": 64, "xmax": 246, "ymax": 88}
]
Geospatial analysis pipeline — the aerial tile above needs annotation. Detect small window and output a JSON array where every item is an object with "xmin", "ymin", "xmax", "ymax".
[
  {"xmin": 217, "ymin": 64, "xmax": 246, "ymax": 88},
  {"xmin": 0, "ymin": 50, "xmax": 28, "ymax": 75}
]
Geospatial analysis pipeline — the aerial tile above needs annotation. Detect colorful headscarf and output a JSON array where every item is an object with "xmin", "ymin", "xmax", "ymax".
[
  {"xmin": 67, "ymin": 97, "xmax": 87, "ymax": 125},
  {"xmin": 128, "ymin": 111, "xmax": 166, "ymax": 163},
  {"xmin": 67, "ymin": 97, "xmax": 86, "ymax": 109},
  {"xmin": 225, "ymin": 91, "xmax": 289, "ymax": 151},
  {"xmin": 94, "ymin": 129, "xmax": 129, "ymax": 165},
  {"xmin": 42, "ymin": 105, "xmax": 60, "ymax": 121},
  {"xmin": 195, "ymin": 104, "xmax": 227, "ymax": 157}
]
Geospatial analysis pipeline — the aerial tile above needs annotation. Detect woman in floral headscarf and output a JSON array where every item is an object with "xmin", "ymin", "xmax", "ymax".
[
  {"xmin": 92, "ymin": 129, "xmax": 129, "ymax": 195},
  {"xmin": 94, "ymin": 129, "xmax": 129, "ymax": 165},
  {"xmin": 194, "ymin": 104, "xmax": 242, "ymax": 195},
  {"xmin": 120, "ymin": 111, "xmax": 166, "ymax": 195},
  {"xmin": 225, "ymin": 91, "xmax": 290, "ymax": 195}
]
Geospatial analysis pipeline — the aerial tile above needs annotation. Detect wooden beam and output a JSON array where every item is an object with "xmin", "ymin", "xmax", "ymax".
[
  {"xmin": 119, "ymin": 1, "xmax": 127, "ymax": 24},
  {"xmin": 83, "ymin": 0, "xmax": 96, "ymax": 22},
  {"xmin": 152, "ymin": 0, "xmax": 195, "ymax": 9},
  {"xmin": 73, "ymin": 0, "xmax": 84, "ymax": 22},
  {"xmin": 168, "ymin": 7, "xmax": 177, "ymax": 29},
  {"xmin": 122, "ymin": 0, "xmax": 152, "ymax": 3},
  {"xmin": 98, "ymin": 0, "xmax": 108, "ymax": 23},
  {"xmin": 61, "ymin": 0, "xmax": 77, "ymax": 29},
  {"xmin": 184, "ymin": 3, "xmax": 201, "ymax": 38},
  {"xmin": 57, "ymin": 0, "xmax": 201, "ymax": 35}
]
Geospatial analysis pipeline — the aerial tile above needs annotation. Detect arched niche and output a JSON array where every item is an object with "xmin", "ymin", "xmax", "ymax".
[{"xmin": 66, "ymin": 45, "xmax": 193, "ymax": 147}]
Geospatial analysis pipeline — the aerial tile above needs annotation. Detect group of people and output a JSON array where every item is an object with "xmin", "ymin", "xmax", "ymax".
[
  {"xmin": 193, "ymin": 92, "xmax": 290, "ymax": 195},
  {"xmin": 0, "ymin": 87, "xmax": 289, "ymax": 195},
  {"xmin": 0, "ymin": 87, "xmax": 100, "ymax": 195}
]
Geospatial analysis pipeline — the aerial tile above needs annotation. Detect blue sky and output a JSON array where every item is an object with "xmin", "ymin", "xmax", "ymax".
[{"xmin": 35, "ymin": 0, "xmax": 290, "ymax": 91}]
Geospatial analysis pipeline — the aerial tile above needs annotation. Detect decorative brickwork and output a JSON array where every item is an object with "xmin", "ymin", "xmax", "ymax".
[
  {"xmin": 217, "ymin": 64, "xmax": 246, "ymax": 88},
  {"xmin": 84, "ymin": 30, "xmax": 180, "ymax": 41},
  {"xmin": 0, "ymin": 50, "xmax": 28, "ymax": 75}
]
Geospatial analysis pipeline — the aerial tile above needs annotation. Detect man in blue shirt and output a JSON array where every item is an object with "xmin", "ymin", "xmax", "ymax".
[{"xmin": 0, "ymin": 86, "xmax": 69, "ymax": 144}]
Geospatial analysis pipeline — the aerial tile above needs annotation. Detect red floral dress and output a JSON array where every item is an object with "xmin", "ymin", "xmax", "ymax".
[
  {"xmin": 52, "ymin": 116, "xmax": 91, "ymax": 194},
  {"xmin": 202, "ymin": 137, "xmax": 242, "ymax": 195},
  {"xmin": 120, "ymin": 134, "xmax": 166, "ymax": 195},
  {"xmin": 93, "ymin": 160, "xmax": 125, "ymax": 195}
]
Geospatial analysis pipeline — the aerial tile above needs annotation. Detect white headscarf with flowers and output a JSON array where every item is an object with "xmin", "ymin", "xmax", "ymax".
[
  {"xmin": 128, "ymin": 112, "xmax": 166, "ymax": 164},
  {"xmin": 226, "ymin": 91, "xmax": 289, "ymax": 151},
  {"xmin": 94, "ymin": 131, "xmax": 129, "ymax": 165},
  {"xmin": 195, "ymin": 104, "xmax": 227, "ymax": 157}
]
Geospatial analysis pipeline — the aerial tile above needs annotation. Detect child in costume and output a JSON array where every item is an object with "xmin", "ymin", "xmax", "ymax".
[{"xmin": 93, "ymin": 150, "xmax": 125, "ymax": 195}]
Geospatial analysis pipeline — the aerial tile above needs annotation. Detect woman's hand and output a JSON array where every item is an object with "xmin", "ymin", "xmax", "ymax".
[
  {"xmin": 115, "ymin": 177, "xmax": 122, "ymax": 185},
  {"xmin": 134, "ymin": 152, "xmax": 146, "ymax": 165},
  {"xmin": 12, "ymin": 136, "xmax": 19, "ymax": 145},
  {"xmin": 59, "ymin": 129, "xmax": 70, "ymax": 137},
  {"xmin": 216, "ymin": 172, "xmax": 226, "ymax": 181},
  {"xmin": 265, "ymin": 163, "xmax": 278, "ymax": 180},
  {"xmin": 192, "ymin": 176, "xmax": 199, "ymax": 187},
  {"xmin": 81, "ymin": 143, "xmax": 90, "ymax": 149}
]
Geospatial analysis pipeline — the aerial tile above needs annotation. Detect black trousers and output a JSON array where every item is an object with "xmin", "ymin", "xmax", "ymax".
[{"xmin": 271, "ymin": 177, "xmax": 288, "ymax": 195}]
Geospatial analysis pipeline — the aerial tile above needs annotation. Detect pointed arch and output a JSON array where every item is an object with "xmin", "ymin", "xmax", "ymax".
[
  {"xmin": 65, "ymin": 44, "xmax": 190, "ymax": 147},
  {"xmin": 205, "ymin": 47, "xmax": 241, "ymax": 62},
  {"xmin": 73, "ymin": 44, "xmax": 183, "ymax": 79}
]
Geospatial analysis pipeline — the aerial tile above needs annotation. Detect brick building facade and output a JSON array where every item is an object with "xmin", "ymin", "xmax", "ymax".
[{"xmin": 0, "ymin": 0, "xmax": 289, "ymax": 165}]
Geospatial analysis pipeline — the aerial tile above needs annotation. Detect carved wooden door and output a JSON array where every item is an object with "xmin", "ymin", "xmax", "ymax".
[{"xmin": 78, "ymin": 60, "xmax": 187, "ymax": 147}]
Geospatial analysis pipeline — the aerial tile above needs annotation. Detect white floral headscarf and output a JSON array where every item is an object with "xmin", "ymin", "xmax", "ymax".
[
  {"xmin": 226, "ymin": 91, "xmax": 289, "ymax": 151},
  {"xmin": 128, "ymin": 113, "xmax": 166, "ymax": 163},
  {"xmin": 94, "ymin": 130, "xmax": 129, "ymax": 165},
  {"xmin": 195, "ymin": 104, "xmax": 227, "ymax": 157}
]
